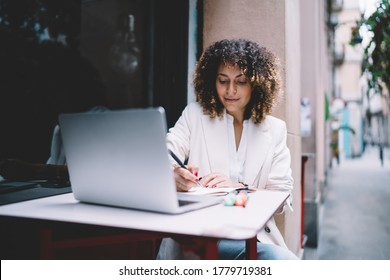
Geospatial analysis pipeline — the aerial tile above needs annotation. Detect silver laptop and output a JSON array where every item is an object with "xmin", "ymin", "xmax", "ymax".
[{"xmin": 58, "ymin": 107, "xmax": 220, "ymax": 214}]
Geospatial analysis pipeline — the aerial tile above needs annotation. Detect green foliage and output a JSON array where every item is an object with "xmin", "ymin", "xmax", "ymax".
[{"xmin": 355, "ymin": 0, "xmax": 390, "ymax": 94}]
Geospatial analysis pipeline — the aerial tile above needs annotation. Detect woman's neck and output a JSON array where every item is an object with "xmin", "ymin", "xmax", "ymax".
[{"xmin": 227, "ymin": 111, "xmax": 244, "ymax": 125}]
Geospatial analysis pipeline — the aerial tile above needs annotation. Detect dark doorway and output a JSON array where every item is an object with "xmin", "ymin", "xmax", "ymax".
[{"xmin": 0, "ymin": 0, "xmax": 192, "ymax": 163}]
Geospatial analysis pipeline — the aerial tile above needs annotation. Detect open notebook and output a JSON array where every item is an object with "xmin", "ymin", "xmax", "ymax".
[
  {"xmin": 58, "ymin": 107, "xmax": 221, "ymax": 214},
  {"xmin": 187, "ymin": 185, "xmax": 257, "ymax": 196}
]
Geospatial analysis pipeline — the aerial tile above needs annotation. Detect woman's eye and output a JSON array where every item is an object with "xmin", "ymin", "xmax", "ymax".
[
  {"xmin": 236, "ymin": 80, "xmax": 248, "ymax": 85},
  {"xmin": 218, "ymin": 80, "xmax": 229, "ymax": 84}
]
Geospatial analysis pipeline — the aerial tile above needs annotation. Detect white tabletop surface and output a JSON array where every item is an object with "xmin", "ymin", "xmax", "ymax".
[{"xmin": 0, "ymin": 190, "xmax": 288, "ymax": 240}]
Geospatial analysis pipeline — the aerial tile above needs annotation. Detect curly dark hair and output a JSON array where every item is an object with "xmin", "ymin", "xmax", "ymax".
[{"xmin": 193, "ymin": 39, "xmax": 282, "ymax": 124}]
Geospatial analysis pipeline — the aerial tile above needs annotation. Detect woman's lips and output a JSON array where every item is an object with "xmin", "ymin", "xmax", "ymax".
[{"xmin": 224, "ymin": 98, "xmax": 239, "ymax": 103}]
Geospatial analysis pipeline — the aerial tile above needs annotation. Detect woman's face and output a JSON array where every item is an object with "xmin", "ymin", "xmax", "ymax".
[{"xmin": 215, "ymin": 63, "xmax": 252, "ymax": 120}]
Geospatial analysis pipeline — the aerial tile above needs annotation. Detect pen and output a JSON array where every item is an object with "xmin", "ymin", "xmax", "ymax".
[{"xmin": 168, "ymin": 149, "xmax": 204, "ymax": 188}]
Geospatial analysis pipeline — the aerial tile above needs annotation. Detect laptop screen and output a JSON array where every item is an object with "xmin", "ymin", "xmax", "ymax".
[{"xmin": 58, "ymin": 107, "xmax": 181, "ymax": 212}]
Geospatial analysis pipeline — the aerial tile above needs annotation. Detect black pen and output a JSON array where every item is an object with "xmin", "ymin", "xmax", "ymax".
[{"xmin": 168, "ymin": 149, "xmax": 203, "ymax": 188}]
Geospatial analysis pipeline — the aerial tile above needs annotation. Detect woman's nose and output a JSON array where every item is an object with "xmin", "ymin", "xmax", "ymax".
[{"xmin": 227, "ymin": 82, "xmax": 237, "ymax": 95}]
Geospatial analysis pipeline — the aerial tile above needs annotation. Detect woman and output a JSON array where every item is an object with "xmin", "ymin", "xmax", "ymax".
[{"xmin": 158, "ymin": 39, "xmax": 298, "ymax": 260}]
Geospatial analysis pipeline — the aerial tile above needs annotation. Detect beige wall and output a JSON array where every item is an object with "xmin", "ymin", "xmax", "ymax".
[
  {"xmin": 300, "ymin": 0, "xmax": 319, "ymax": 200},
  {"xmin": 300, "ymin": 0, "xmax": 329, "ymax": 196},
  {"xmin": 340, "ymin": 63, "xmax": 362, "ymax": 101},
  {"xmin": 298, "ymin": 0, "xmax": 330, "ymax": 249},
  {"xmin": 203, "ymin": 0, "xmax": 302, "ymax": 256},
  {"xmin": 335, "ymin": 2, "xmax": 363, "ymax": 102},
  {"xmin": 284, "ymin": 0, "xmax": 302, "ymax": 257}
]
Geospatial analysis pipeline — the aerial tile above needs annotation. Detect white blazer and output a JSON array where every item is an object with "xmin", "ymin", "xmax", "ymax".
[{"xmin": 158, "ymin": 102, "xmax": 294, "ymax": 258}]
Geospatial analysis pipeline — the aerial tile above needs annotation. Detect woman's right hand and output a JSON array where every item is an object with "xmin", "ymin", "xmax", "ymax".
[{"xmin": 173, "ymin": 165, "xmax": 199, "ymax": 192}]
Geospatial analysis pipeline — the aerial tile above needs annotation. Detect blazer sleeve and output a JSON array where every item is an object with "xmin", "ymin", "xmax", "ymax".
[
  {"xmin": 266, "ymin": 121, "xmax": 294, "ymax": 212},
  {"xmin": 166, "ymin": 104, "xmax": 193, "ymax": 165}
]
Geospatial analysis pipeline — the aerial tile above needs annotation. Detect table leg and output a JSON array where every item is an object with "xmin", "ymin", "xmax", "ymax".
[
  {"xmin": 40, "ymin": 226, "xmax": 54, "ymax": 259},
  {"xmin": 203, "ymin": 241, "xmax": 219, "ymax": 259},
  {"xmin": 245, "ymin": 237, "xmax": 257, "ymax": 259}
]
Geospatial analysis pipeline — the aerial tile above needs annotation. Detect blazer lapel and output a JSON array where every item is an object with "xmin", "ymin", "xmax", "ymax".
[
  {"xmin": 243, "ymin": 119, "xmax": 272, "ymax": 185},
  {"xmin": 201, "ymin": 112, "xmax": 230, "ymax": 175}
]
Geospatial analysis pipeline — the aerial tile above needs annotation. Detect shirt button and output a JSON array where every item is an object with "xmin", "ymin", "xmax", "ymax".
[{"xmin": 265, "ymin": 226, "xmax": 271, "ymax": 233}]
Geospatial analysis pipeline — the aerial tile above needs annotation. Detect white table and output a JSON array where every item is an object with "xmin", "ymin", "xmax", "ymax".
[{"xmin": 0, "ymin": 190, "xmax": 288, "ymax": 259}]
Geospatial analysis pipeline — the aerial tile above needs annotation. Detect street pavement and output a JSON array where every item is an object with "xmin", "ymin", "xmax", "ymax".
[{"xmin": 304, "ymin": 145, "xmax": 390, "ymax": 259}]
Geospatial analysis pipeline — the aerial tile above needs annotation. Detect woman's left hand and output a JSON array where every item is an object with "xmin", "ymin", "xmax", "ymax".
[{"xmin": 200, "ymin": 173, "xmax": 242, "ymax": 188}]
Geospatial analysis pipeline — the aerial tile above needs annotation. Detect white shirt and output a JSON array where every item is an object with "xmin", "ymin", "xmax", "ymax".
[{"xmin": 226, "ymin": 114, "xmax": 248, "ymax": 183}]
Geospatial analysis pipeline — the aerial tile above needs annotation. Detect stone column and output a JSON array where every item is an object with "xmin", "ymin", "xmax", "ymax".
[{"xmin": 203, "ymin": 0, "xmax": 302, "ymax": 256}]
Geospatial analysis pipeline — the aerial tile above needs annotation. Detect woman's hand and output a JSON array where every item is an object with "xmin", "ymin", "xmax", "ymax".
[
  {"xmin": 200, "ymin": 173, "xmax": 242, "ymax": 188},
  {"xmin": 173, "ymin": 165, "xmax": 199, "ymax": 192}
]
